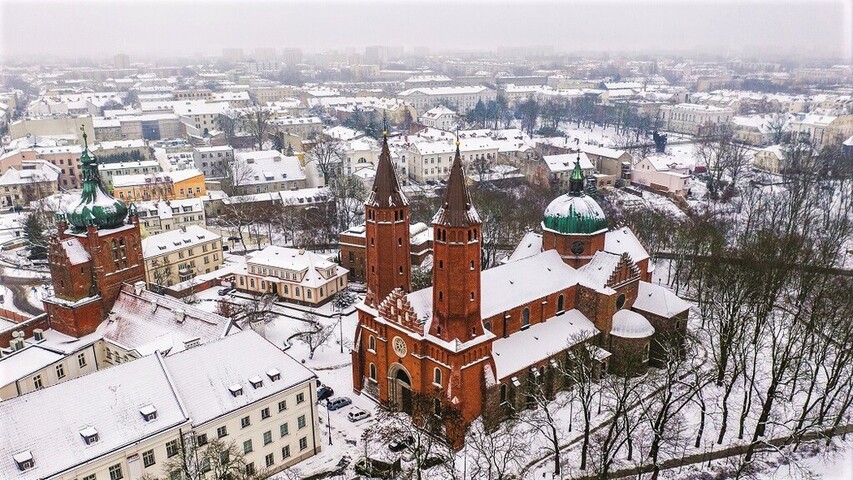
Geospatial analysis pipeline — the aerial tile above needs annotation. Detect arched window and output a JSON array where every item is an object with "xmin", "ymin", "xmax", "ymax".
[
  {"xmin": 522, "ymin": 308, "xmax": 530, "ymax": 329},
  {"xmin": 470, "ymin": 260, "xmax": 474, "ymax": 270},
  {"xmin": 398, "ymin": 237, "xmax": 403, "ymax": 246},
  {"xmin": 433, "ymin": 368, "xmax": 442, "ymax": 385},
  {"xmin": 439, "ymin": 291, "xmax": 443, "ymax": 301},
  {"xmin": 368, "ymin": 335, "xmax": 376, "ymax": 351},
  {"xmin": 483, "ymin": 321, "xmax": 492, "ymax": 332},
  {"xmin": 557, "ymin": 294, "xmax": 565, "ymax": 312},
  {"xmin": 370, "ymin": 363, "xmax": 377, "ymax": 380},
  {"xmin": 470, "ymin": 292, "xmax": 475, "ymax": 301},
  {"xmin": 439, "ymin": 260, "xmax": 443, "ymax": 269},
  {"xmin": 433, "ymin": 398, "xmax": 441, "ymax": 416}
]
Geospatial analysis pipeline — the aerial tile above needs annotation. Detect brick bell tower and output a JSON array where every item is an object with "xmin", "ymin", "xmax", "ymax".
[
  {"xmin": 430, "ymin": 142, "xmax": 484, "ymax": 342},
  {"xmin": 364, "ymin": 133, "xmax": 411, "ymax": 308}
]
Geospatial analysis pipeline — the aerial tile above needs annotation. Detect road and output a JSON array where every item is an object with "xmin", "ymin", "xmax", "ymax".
[{"xmin": 0, "ymin": 269, "xmax": 46, "ymax": 316}]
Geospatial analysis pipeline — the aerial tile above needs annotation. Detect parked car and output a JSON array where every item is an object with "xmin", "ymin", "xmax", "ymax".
[
  {"xmin": 388, "ymin": 435, "xmax": 414, "ymax": 452},
  {"xmin": 317, "ymin": 385, "xmax": 334, "ymax": 402},
  {"xmin": 326, "ymin": 397, "xmax": 352, "ymax": 411},
  {"xmin": 217, "ymin": 287, "xmax": 235, "ymax": 296},
  {"xmin": 347, "ymin": 408, "xmax": 371, "ymax": 422}
]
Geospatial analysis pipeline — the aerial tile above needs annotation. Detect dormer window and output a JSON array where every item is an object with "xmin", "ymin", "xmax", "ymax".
[
  {"xmin": 13, "ymin": 451, "xmax": 34, "ymax": 471},
  {"xmin": 80, "ymin": 426, "xmax": 99, "ymax": 445},
  {"xmin": 249, "ymin": 376, "xmax": 263, "ymax": 389},
  {"xmin": 267, "ymin": 369, "xmax": 281, "ymax": 382},
  {"xmin": 140, "ymin": 404, "xmax": 158, "ymax": 421},
  {"xmin": 228, "ymin": 384, "xmax": 243, "ymax": 397}
]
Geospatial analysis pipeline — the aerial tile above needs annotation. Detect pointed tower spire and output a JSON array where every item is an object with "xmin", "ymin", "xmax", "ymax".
[
  {"xmin": 432, "ymin": 140, "xmax": 480, "ymax": 227},
  {"xmin": 366, "ymin": 132, "xmax": 407, "ymax": 208},
  {"xmin": 568, "ymin": 152, "xmax": 585, "ymax": 196}
]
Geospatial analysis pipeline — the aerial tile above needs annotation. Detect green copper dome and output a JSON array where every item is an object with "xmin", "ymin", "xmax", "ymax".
[
  {"xmin": 541, "ymin": 155, "xmax": 607, "ymax": 235},
  {"xmin": 64, "ymin": 130, "xmax": 129, "ymax": 231}
]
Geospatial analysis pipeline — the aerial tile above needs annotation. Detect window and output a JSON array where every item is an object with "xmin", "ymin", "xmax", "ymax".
[
  {"xmin": 246, "ymin": 463, "xmax": 255, "ymax": 475},
  {"xmin": 433, "ymin": 398, "xmax": 441, "ymax": 416},
  {"xmin": 33, "ymin": 375, "xmax": 43, "ymax": 389},
  {"xmin": 434, "ymin": 368, "xmax": 442, "ymax": 386},
  {"xmin": 297, "ymin": 415, "xmax": 306, "ymax": 429},
  {"xmin": 616, "ymin": 293, "xmax": 626, "ymax": 310},
  {"xmin": 521, "ymin": 308, "xmax": 530, "ymax": 329},
  {"xmin": 142, "ymin": 449, "xmax": 156, "ymax": 468},
  {"xmin": 282, "ymin": 445, "xmax": 291, "ymax": 459},
  {"xmin": 500, "ymin": 384, "xmax": 508, "ymax": 403},
  {"xmin": 370, "ymin": 363, "xmax": 377, "ymax": 381},
  {"xmin": 196, "ymin": 433, "xmax": 208, "ymax": 446},
  {"xmin": 299, "ymin": 437, "xmax": 308, "ymax": 451},
  {"xmin": 217, "ymin": 425, "xmax": 228, "ymax": 438},
  {"xmin": 78, "ymin": 353, "xmax": 87, "ymax": 368},
  {"xmin": 243, "ymin": 439, "xmax": 253, "ymax": 454},
  {"xmin": 109, "ymin": 463, "xmax": 124, "ymax": 480},
  {"xmin": 82, "ymin": 475, "xmax": 96, "ymax": 480},
  {"xmin": 261, "ymin": 407, "xmax": 271, "ymax": 419},
  {"xmin": 166, "ymin": 439, "xmax": 180, "ymax": 457},
  {"xmin": 296, "ymin": 392, "xmax": 305, "ymax": 404},
  {"xmin": 368, "ymin": 335, "xmax": 376, "ymax": 351},
  {"xmin": 56, "ymin": 364, "xmax": 65, "ymax": 379},
  {"xmin": 280, "ymin": 422, "xmax": 289, "ymax": 437},
  {"xmin": 265, "ymin": 452, "xmax": 275, "ymax": 467},
  {"xmin": 557, "ymin": 294, "xmax": 565, "ymax": 312},
  {"xmin": 264, "ymin": 430, "xmax": 273, "ymax": 445},
  {"xmin": 200, "ymin": 458, "xmax": 211, "ymax": 473},
  {"xmin": 278, "ymin": 400, "xmax": 287, "ymax": 412},
  {"xmin": 241, "ymin": 415, "xmax": 251, "ymax": 428}
]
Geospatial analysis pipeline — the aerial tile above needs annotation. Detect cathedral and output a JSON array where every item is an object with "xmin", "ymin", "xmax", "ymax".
[{"xmin": 350, "ymin": 135, "xmax": 690, "ymax": 437}]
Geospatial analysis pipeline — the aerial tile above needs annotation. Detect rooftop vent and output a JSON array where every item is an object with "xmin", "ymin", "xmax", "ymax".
[
  {"xmin": 183, "ymin": 337, "xmax": 200, "ymax": 349},
  {"xmin": 33, "ymin": 329, "xmax": 44, "ymax": 341},
  {"xmin": 13, "ymin": 451, "xmax": 33, "ymax": 471},
  {"xmin": 80, "ymin": 426, "xmax": 99, "ymax": 445},
  {"xmin": 249, "ymin": 376, "xmax": 263, "ymax": 389},
  {"xmin": 228, "ymin": 384, "xmax": 243, "ymax": 397},
  {"xmin": 266, "ymin": 369, "xmax": 281, "ymax": 382},
  {"xmin": 139, "ymin": 404, "xmax": 158, "ymax": 421}
]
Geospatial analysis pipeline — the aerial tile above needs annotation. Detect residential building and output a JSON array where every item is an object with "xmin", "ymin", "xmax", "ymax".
[
  {"xmin": 539, "ymin": 152, "xmax": 596, "ymax": 191},
  {"xmin": 631, "ymin": 155, "xmax": 691, "ymax": 196},
  {"xmin": 752, "ymin": 145, "xmax": 788, "ymax": 174},
  {"xmin": 397, "ymin": 86, "xmax": 496, "ymax": 112},
  {"xmin": 0, "ymin": 161, "xmax": 60, "ymax": 208},
  {"xmin": 789, "ymin": 114, "xmax": 853, "ymax": 149},
  {"xmin": 8, "ymin": 116, "xmax": 93, "ymax": 144},
  {"xmin": 419, "ymin": 105, "xmax": 458, "ymax": 130},
  {"xmin": 231, "ymin": 150, "xmax": 306, "ymax": 195},
  {"xmin": 112, "ymin": 168, "xmax": 206, "ymax": 202},
  {"xmin": 234, "ymin": 246, "xmax": 348, "ymax": 306},
  {"xmin": 136, "ymin": 198, "xmax": 206, "ymax": 235},
  {"xmin": 580, "ymin": 145, "xmax": 633, "ymax": 177},
  {"xmin": 193, "ymin": 145, "xmax": 234, "ymax": 178},
  {"xmin": 0, "ymin": 145, "xmax": 84, "ymax": 189},
  {"xmin": 142, "ymin": 225, "xmax": 223, "ymax": 288},
  {"xmin": 269, "ymin": 116, "xmax": 323, "ymax": 139},
  {"xmin": 98, "ymin": 160, "xmax": 161, "ymax": 188},
  {"xmin": 658, "ymin": 103, "xmax": 733, "ymax": 136},
  {"xmin": 402, "ymin": 137, "xmax": 499, "ymax": 183}
]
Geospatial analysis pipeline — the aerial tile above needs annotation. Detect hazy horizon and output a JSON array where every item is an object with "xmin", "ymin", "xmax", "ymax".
[{"xmin": 1, "ymin": 0, "xmax": 851, "ymax": 62}]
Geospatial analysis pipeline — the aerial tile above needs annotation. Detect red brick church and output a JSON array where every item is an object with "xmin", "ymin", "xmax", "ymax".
[{"xmin": 351, "ymin": 136, "xmax": 690, "ymax": 434}]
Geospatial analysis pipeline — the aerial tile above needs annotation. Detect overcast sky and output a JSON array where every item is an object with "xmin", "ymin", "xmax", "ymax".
[{"xmin": 1, "ymin": 0, "xmax": 850, "ymax": 61}]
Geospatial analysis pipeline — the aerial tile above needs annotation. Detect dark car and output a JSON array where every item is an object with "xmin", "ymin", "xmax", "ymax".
[
  {"xmin": 217, "ymin": 287, "xmax": 234, "ymax": 296},
  {"xmin": 317, "ymin": 385, "xmax": 334, "ymax": 402},
  {"xmin": 326, "ymin": 397, "xmax": 352, "ymax": 411},
  {"xmin": 388, "ymin": 435, "xmax": 414, "ymax": 452}
]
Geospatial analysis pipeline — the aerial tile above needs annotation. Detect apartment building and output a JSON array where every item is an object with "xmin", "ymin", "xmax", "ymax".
[
  {"xmin": 269, "ymin": 116, "xmax": 323, "ymax": 139},
  {"xmin": 397, "ymin": 85, "xmax": 496, "ymax": 112},
  {"xmin": 113, "ymin": 168, "xmax": 206, "ymax": 202},
  {"xmin": 0, "ymin": 331, "xmax": 320, "ymax": 479},
  {"xmin": 0, "ymin": 145, "xmax": 84, "ymax": 189},
  {"xmin": 193, "ymin": 145, "xmax": 234, "ymax": 178},
  {"xmin": 658, "ymin": 103, "xmax": 733, "ymax": 136},
  {"xmin": 142, "ymin": 225, "xmax": 223, "ymax": 288},
  {"xmin": 136, "ymin": 198, "xmax": 206, "ymax": 235},
  {"xmin": 419, "ymin": 105, "xmax": 458, "ymax": 130},
  {"xmin": 231, "ymin": 151, "xmax": 307, "ymax": 195},
  {"xmin": 98, "ymin": 160, "xmax": 161, "ymax": 188},
  {"xmin": 235, "ymin": 246, "xmax": 348, "ymax": 307},
  {"xmin": 402, "ymin": 137, "xmax": 499, "ymax": 183},
  {"xmin": 0, "ymin": 161, "xmax": 60, "ymax": 208}
]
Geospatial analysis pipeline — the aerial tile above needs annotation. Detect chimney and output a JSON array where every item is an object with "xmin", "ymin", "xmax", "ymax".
[
  {"xmin": 33, "ymin": 329, "xmax": 44, "ymax": 341},
  {"xmin": 134, "ymin": 281, "xmax": 146, "ymax": 295}
]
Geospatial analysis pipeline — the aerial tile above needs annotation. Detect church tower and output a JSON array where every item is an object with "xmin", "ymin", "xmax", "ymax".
[
  {"xmin": 430, "ymin": 142, "xmax": 483, "ymax": 342},
  {"xmin": 364, "ymin": 133, "xmax": 411, "ymax": 308},
  {"xmin": 44, "ymin": 129, "xmax": 145, "ymax": 337}
]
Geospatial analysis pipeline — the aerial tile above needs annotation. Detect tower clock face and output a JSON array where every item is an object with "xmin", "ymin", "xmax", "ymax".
[
  {"xmin": 571, "ymin": 240, "xmax": 585, "ymax": 255},
  {"xmin": 392, "ymin": 336, "xmax": 407, "ymax": 358}
]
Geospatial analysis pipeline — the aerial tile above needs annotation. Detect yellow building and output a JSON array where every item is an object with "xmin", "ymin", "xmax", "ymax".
[{"xmin": 112, "ymin": 168, "xmax": 206, "ymax": 202}]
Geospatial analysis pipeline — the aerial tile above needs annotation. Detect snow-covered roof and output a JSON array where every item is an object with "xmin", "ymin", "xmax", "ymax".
[
  {"xmin": 136, "ymin": 198, "xmax": 204, "ymax": 220},
  {"xmin": 491, "ymin": 309, "xmax": 598, "ymax": 379},
  {"xmin": 112, "ymin": 168, "xmax": 203, "ymax": 188},
  {"xmin": 103, "ymin": 284, "xmax": 235, "ymax": 356},
  {"xmin": 610, "ymin": 309, "xmax": 655, "ymax": 338},
  {"xmin": 604, "ymin": 227, "xmax": 649, "ymax": 264},
  {"xmin": 580, "ymin": 145, "xmax": 629, "ymax": 160},
  {"xmin": 422, "ymin": 105, "xmax": 457, "ymax": 118},
  {"xmin": 142, "ymin": 225, "xmax": 220, "ymax": 258},
  {"xmin": 398, "ymin": 85, "xmax": 492, "ymax": 97},
  {"xmin": 0, "ymin": 346, "xmax": 64, "ymax": 389},
  {"xmin": 505, "ymin": 231, "xmax": 543, "ymax": 264},
  {"xmin": 163, "ymin": 330, "xmax": 316, "ymax": 427},
  {"xmin": 0, "ymin": 354, "xmax": 189, "ymax": 480},
  {"xmin": 245, "ymin": 246, "xmax": 347, "ymax": 288},
  {"xmin": 232, "ymin": 150, "xmax": 306, "ymax": 185},
  {"xmin": 579, "ymin": 251, "xmax": 622, "ymax": 288},
  {"xmin": 543, "ymin": 153, "xmax": 594, "ymax": 173},
  {"xmin": 633, "ymin": 281, "xmax": 691, "ymax": 318},
  {"xmin": 58, "ymin": 237, "xmax": 91, "ymax": 265}
]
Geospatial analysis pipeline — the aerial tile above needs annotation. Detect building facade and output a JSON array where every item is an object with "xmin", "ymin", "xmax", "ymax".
[{"xmin": 142, "ymin": 225, "xmax": 223, "ymax": 288}]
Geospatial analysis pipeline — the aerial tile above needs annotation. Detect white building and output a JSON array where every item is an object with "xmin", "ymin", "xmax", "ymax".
[
  {"xmin": 193, "ymin": 145, "xmax": 234, "ymax": 178},
  {"xmin": 98, "ymin": 160, "xmax": 161, "ymax": 188},
  {"xmin": 631, "ymin": 156, "xmax": 691, "ymax": 196},
  {"xmin": 136, "ymin": 197, "xmax": 206, "ymax": 235},
  {"xmin": 402, "ymin": 137, "xmax": 499, "ymax": 183},
  {"xmin": 419, "ymin": 105, "xmax": 457, "ymax": 130},
  {"xmin": 235, "ymin": 246, "xmax": 348, "ymax": 307},
  {"xmin": 0, "ymin": 161, "xmax": 61, "ymax": 208},
  {"xmin": 658, "ymin": 103, "xmax": 733, "ymax": 136},
  {"xmin": 0, "ymin": 330, "xmax": 320, "ymax": 480},
  {"xmin": 397, "ymin": 85, "xmax": 496, "ymax": 112},
  {"xmin": 231, "ymin": 150, "xmax": 307, "ymax": 195}
]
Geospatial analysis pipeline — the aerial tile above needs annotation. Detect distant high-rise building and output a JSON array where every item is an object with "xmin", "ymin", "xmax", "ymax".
[
  {"xmin": 281, "ymin": 48, "xmax": 303, "ymax": 67},
  {"xmin": 113, "ymin": 53, "xmax": 130, "ymax": 69},
  {"xmin": 222, "ymin": 48, "xmax": 244, "ymax": 63},
  {"xmin": 365, "ymin": 45, "xmax": 385, "ymax": 65},
  {"xmin": 253, "ymin": 47, "xmax": 277, "ymax": 60}
]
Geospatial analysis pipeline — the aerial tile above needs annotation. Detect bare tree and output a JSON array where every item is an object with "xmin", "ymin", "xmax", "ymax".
[
  {"xmin": 308, "ymin": 134, "xmax": 345, "ymax": 185},
  {"xmin": 296, "ymin": 311, "xmax": 334, "ymax": 359},
  {"xmin": 466, "ymin": 415, "xmax": 529, "ymax": 480},
  {"xmin": 244, "ymin": 107, "xmax": 274, "ymax": 150},
  {"xmin": 159, "ymin": 437, "xmax": 265, "ymax": 480},
  {"xmin": 328, "ymin": 174, "xmax": 367, "ymax": 231},
  {"xmin": 217, "ymin": 110, "xmax": 243, "ymax": 147}
]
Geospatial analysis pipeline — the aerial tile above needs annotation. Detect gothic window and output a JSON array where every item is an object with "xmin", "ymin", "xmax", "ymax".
[
  {"xmin": 521, "ymin": 308, "xmax": 530, "ymax": 329},
  {"xmin": 369, "ymin": 363, "xmax": 377, "ymax": 381},
  {"xmin": 616, "ymin": 293, "xmax": 626, "ymax": 310},
  {"xmin": 433, "ymin": 368, "xmax": 442, "ymax": 385},
  {"xmin": 499, "ymin": 384, "xmax": 507, "ymax": 403},
  {"xmin": 557, "ymin": 294, "xmax": 565, "ymax": 312},
  {"xmin": 483, "ymin": 321, "xmax": 492, "ymax": 332},
  {"xmin": 368, "ymin": 335, "xmax": 376, "ymax": 351}
]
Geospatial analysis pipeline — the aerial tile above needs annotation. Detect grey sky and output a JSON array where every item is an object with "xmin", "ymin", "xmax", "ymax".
[{"xmin": 1, "ymin": 0, "xmax": 850, "ymax": 61}]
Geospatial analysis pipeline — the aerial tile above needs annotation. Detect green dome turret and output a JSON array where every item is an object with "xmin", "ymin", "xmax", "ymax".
[
  {"xmin": 542, "ymin": 154, "xmax": 607, "ymax": 235},
  {"xmin": 64, "ymin": 129, "xmax": 129, "ymax": 231}
]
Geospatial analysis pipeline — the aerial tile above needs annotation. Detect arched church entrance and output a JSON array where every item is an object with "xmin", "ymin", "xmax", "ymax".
[{"xmin": 388, "ymin": 363, "xmax": 413, "ymax": 413}]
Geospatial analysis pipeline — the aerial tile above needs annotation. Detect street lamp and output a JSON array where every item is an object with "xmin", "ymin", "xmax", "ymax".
[
  {"xmin": 338, "ymin": 308, "xmax": 344, "ymax": 354},
  {"xmin": 326, "ymin": 399, "xmax": 333, "ymax": 446}
]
